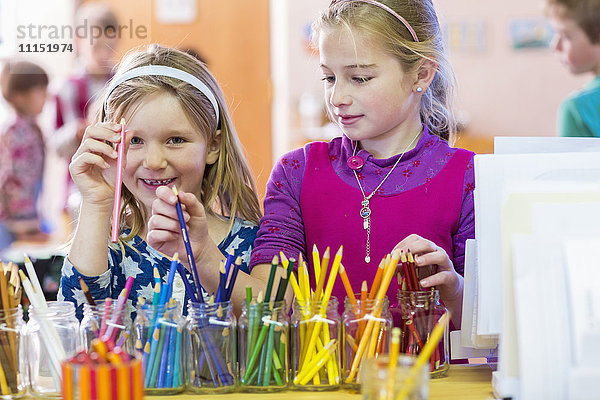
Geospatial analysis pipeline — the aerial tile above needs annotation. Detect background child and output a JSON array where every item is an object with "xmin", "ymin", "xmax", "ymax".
[
  {"xmin": 250, "ymin": 0, "xmax": 474, "ymax": 328},
  {"xmin": 0, "ymin": 61, "xmax": 49, "ymax": 251},
  {"xmin": 545, "ymin": 0, "xmax": 600, "ymax": 137},
  {"xmin": 59, "ymin": 44, "xmax": 264, "ymax": 318},
  {"xmin": 48, "ymin": 1, "xmax": 120, "ymax": 215}
]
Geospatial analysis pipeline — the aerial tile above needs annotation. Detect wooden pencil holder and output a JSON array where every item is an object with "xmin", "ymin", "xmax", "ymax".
[
  {"xmin": 290, "ymin": 298, "xmax": 341, "ymax": 391},
  {"xmin": 395, "ymin": 290, "xmax": 449, "ymax": 377},
  {"xmin": 239, "ymin": 298, "xmax": 289, "ymax": 391},
  {"xmin": 184, "ymin": 301, "xmax": 236, "ymax": 393},
  {"xmin": 134, "ymin": 300, "xmax": 184, "ymax": 394},
  {"xmin": 27, "ymin": 301, "xmax": 80, "ymax": 398},
  {"xmin": 0, "ymin": 305, "xmax": 26, "ymax": 398},
  {"xmin": 342, "ymin": 295, "xmax": 392, "ymax": 389}
]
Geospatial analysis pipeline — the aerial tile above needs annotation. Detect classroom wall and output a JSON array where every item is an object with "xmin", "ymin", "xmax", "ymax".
[{"xmin": 278, "ymin": 0, "xmax": 590, "ymax": 153}]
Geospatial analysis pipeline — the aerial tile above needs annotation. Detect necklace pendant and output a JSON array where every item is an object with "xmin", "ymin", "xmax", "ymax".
[
  {"xmin": 365, "ymin": 255, "xmax": 371, "ymax": 263},
  {"xmin": 363, "ymin": 218, "xmax": 369, "ymax": 230},
  {"xmin": 360, "ymin": 206, "xmax": 371, "ymax": 230}
]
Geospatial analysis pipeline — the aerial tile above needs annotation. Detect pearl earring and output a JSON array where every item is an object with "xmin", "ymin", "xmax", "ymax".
[{"xmin": 415, "ymin": 86, "xmax": 423, "ymax": 93}]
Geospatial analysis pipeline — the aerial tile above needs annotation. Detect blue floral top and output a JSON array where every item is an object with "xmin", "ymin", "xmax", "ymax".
[{"xmin": 58, "ymin": 217, "xmax": 258, "ymax": 320}]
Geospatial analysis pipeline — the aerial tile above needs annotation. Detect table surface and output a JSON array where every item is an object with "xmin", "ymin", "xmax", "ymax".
[{"xmin": 150, "ymin": 364, "xmax": 494, "ymax": 400}]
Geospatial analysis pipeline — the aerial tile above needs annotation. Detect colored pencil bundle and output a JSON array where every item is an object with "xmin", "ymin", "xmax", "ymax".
[
  {"xmin": 185, "ymin": 299, "xmax": 236, "ymax": 391},
  {"xmin": 342, "ymin": 258, "xmax": 394, "ymax": 387},
  {"xmin": 291, "ymin": 246, "xmax": 343, "ymax": 388},
  {"xmin": 240, "ymin": 254, "xmax": 292, "ymax": 390},
  {"xmin": 344, "ymin": 250, "xmax": 401, "ymax": 384},
  {"xmin": 62, "ymin": 344, "xmax": 143, "ymax": 400},
  {"xmin": 0, "ymin": 261, "xmax": 24, "ymax": 396},
  {"xmin": 397, "ymin": 250, "xmax": 423, "ymax": 292},
  {"xmin": 396, "ymin": 288, "xmax": 447, "ymax": 375},
  {"xmin": 130, "ymin": 255, "xmax": 185, "ymax": 392}
]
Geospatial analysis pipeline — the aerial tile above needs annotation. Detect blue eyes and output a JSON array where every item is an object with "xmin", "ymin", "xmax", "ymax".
[{"xmin": 129, "ymin": 137, "xmax": 187, "ymax": 145}]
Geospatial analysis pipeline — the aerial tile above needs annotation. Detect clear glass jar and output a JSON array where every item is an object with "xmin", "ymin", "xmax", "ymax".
[
  {"xmin": 27, "ymin": 301, "xmax": 80, "ymax": 397},
  {"xmin": 396, "ymin": 290, "xmax": 449, "ymax": 377},
  {"xmin": 360, "ymin": 354, "xmax": 429, "ymax": 400},
  {"xmin": 133, "ymin": 300, "xmax": 185, "ymax": 394},
  {"xmin": 184, "ymin": 301, "xmax": 236, "ymax": 393},
  {"xmin": 80, "ymin": 299, "xmax": 132, "ymax": 354},
  {"xmin": 239, "ymin": 299, "xmax": 288, "ymax": 391},
  {"xmin": 342, "ymin": 296, "xmax": 392, "ymax": 388},
  {"xmin": 291, "ymin": 298, "xmax": 341, "ymax": 391},
  {"xmin": 0, "ymin": 305, "xmax": 27, "ymax": 398}
]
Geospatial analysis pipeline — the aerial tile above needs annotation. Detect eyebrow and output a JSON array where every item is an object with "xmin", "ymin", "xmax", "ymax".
[{"xmin": 320, "ymin": 63, "xmax": 377, "ymax": 70}]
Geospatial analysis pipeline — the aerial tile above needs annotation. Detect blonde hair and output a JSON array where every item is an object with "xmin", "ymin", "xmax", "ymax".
[
  {"xmin": 313, "ymin": 0, "xmax": 457, "ymax": 141},
  {"xmin": 99, "ymin": 44, "xmax": 261, "ymax": 242}
]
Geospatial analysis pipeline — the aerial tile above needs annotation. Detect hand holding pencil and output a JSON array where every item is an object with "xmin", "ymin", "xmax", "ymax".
[
  {"xmin": 146, "ymin": 186, "xmax": 212, "ymax": 271},
  {"xmin": 69, "ymin": 121, "xmax": 127, "ymax": 208}
]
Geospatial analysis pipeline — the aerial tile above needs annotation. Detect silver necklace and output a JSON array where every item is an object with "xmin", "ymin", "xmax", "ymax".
[{"xmin": 352, "ymin": 132, "xmax": 420, "ymax": 263}]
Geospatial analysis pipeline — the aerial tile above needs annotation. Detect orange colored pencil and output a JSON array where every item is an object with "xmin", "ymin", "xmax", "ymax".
[
  {"xmin": 368, "ymin": 257, "xmax": 386, "ymax": 300},
  {"xmin": 356, "ymin": 280, "xmax": 368, "ymax": 343},
  {"xmin": 338, "ymin": 264, "xmax": 357, "ymax": 311}
]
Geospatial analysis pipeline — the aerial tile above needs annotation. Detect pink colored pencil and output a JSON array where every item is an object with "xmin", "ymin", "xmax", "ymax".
[{"xmin": 111, "ymin": 118, "xmax": 126, "ymax": 243}]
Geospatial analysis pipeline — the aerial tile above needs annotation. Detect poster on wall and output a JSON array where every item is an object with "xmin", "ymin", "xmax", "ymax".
[{"xmin": 509, "ymin": 18, "xmax": 553, "ymax": 50}]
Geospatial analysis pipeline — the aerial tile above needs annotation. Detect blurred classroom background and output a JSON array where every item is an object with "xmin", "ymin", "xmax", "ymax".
[{"xmin": 0, "ymin": 0, "xmax": 589, "ymax": 296}]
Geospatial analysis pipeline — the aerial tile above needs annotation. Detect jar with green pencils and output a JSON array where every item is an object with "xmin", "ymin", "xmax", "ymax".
[
  {"xmin": 290, "ymin": 298, "xmax": 341, "ymax": 391},
  {"xmin": 239, "ymin": 296, "xmax": 289, "ymax": 391},
  {"xmin": 184, "ymin": 300, "xmax": 236, "ymax": 392},
  {"xmin": 134, "ymin": 298, "xmax": 185, "ymax": 394}
]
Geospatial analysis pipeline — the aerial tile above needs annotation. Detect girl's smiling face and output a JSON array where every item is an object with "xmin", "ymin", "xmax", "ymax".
[{"xmin": 122, "ymin": 91, "xmax": 219, "ymax": 214}]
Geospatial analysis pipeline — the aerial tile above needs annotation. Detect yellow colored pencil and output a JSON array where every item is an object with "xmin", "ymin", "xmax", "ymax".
[
  {"xmin": 312, "ymin": 244, "xmax": 321, "ymax": 293},
  {"xmin": 295, "ymin": 339, "xmax": 337, "ymax": 385}
]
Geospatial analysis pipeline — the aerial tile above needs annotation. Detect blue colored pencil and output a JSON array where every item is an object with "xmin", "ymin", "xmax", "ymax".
[
  {"xmin": 176, "ymin": 263, "xmax": 199, "ymax": 303},
  {"xmin": 172, "ymin": 186, "xmax": 204, "ymax": 303},
  {"xmin": 224, "ymin": 256, "xmax": 242, "ymax": 301},
  {"xmin": 215, "ymin": 260, "xmax": 227, "ymax": 303},
  {"xmin": 157, "ymin": 321, "xmax": 173, "ymax": 388}
]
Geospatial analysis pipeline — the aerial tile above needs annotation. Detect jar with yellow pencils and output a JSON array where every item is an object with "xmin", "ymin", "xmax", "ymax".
[
  {"xmin": 134, "ymin": 298, "xmax": 185, "ymax": 394},
  {"xmin": 0, "ymin": 305, "xmax": 26, "ymax": 398},
  {"xmin": 291, "ymin": 298, "xmax": 341, "ymax": 390},
  {"xmin": 184, "ymin": 300, "xmax": 236, "ymax": 392},
  {"xmin": 27, "ymin": 301, "xmax": 80, "ymax": 397},
  {"xmin": 396, "ymin": 289, "xmax": 449, "ymax": 377},
  {"xmin": 342, "ymin": 295, "xmax": 392, "ymax": 389},
  {"xmin": 239, "ymin": 296, "xmax": 289, "ymax": 391}
]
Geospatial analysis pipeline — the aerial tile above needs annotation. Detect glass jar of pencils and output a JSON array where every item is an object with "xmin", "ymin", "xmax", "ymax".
[
  {"xmin": 80, "ymin": 299, "xmax": 133, "ymax": 354},
  {"xmin": 27, "ymin": 301, "xmax": 80, "ymax": 397},
  {"xmin": 0, "ymin": 305, "xmax": 27, "ymax": 398},
  {"xmin": 239, "ymin": 298, "xmax": 289, "ymax": 391},
  {"xmin": 342, "ymin": 295, "xmax": 392, "ymax": 389},
  {"xmin": 184, "ymin": 300, "xmax": 236, "ymax": 393},
  {"xmin": 290, "ymin": 298, "xmax": 341, "ymax": 391},
  {"xmin": 396, "ymin": 289, "xmax": 449, "ymax": 377},
  {"xmin": 133, "ymin": 299, "xmax": 185, "ymax": 394}
]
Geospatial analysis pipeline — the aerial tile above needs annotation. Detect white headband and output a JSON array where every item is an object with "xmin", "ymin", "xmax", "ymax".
[{"xmin": 103, "ymin": 65, "xmax": 220, "ymax": 122}]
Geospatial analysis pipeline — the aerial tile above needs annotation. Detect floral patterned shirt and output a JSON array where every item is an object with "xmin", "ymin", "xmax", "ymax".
[{"xmin": 0, "ymin": 115, "xmax": 45, "ymax": 222}]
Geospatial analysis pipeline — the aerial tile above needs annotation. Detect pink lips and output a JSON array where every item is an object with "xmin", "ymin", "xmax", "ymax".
[{"xmin": 338, "ymin": 114, "xmax": 363, "ymax": 126}]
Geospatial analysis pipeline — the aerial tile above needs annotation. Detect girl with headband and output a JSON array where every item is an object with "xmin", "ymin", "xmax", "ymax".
[
  {"xmin": 250, "ymin": 0, "xmax": 474, "ymax": 328},
  {"xmin": 59, "ymin": 44, "xmax": 265, "ymax": 319}
]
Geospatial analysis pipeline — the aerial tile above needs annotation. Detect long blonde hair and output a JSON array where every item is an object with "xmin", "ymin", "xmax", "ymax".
[
  {"xmin": 313, "ymin": 0, "xmax": 457, "ymax": 141},
  {"xmin": 99, "ymin": 44, "xmax": 261, "ymax": 242}
]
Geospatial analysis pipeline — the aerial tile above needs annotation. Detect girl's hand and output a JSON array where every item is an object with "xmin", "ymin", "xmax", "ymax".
[
  {"xmin": 147, "ymin": 186, "xmax": 213, "ymax": 266},
  {"xmin": 69, "ymin": 122, "xmax": 124, "ymax": 210},
  {"xmin": 393, "ymin": 234, "xmax": 462, "ymax": 302}
]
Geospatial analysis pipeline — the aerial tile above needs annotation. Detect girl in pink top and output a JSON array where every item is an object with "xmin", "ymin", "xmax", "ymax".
[{"xmin": 250, "ymin": 0, "xmax": 474, "ymax": 328}]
